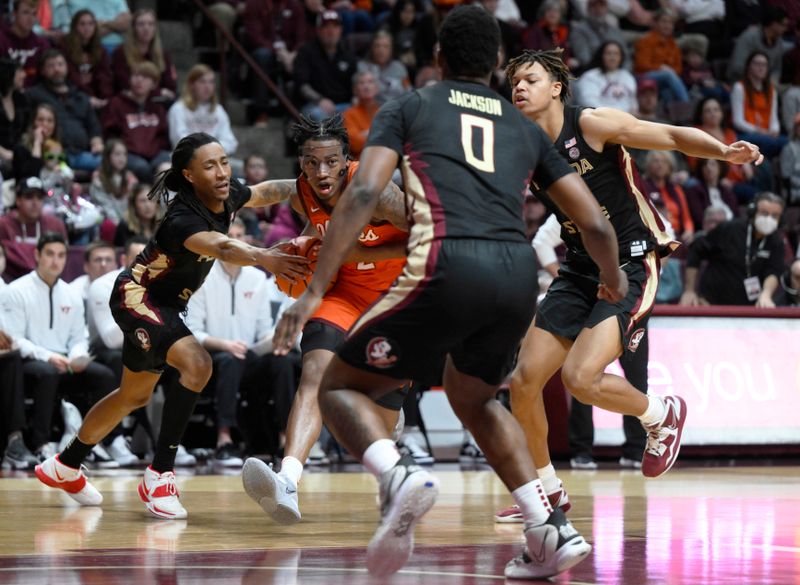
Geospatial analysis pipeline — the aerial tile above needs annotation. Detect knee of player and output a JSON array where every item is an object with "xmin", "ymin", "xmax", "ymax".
[
  {"xmin": 182, "ymin": 351, "xmax": 213, "ymax": 388},
  {"xmin": 509, "ymin": 365, "xmax": 540, "ymax": 399},
  {"xmin": 560, "ymin": 364, "xmax": 598, "ymax": 402}
]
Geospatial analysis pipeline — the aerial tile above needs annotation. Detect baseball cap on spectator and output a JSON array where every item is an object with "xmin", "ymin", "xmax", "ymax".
[
  {"xmin": 638, "ymin": 78, "xmax": 658, "ymax": 94},
  {"xmin": 317, "ymin": 10, "xmax": 342, "ymax": 27},
  {"xmin": 17, "ymin": 176, "xmax": 46, "ymax": 197}
]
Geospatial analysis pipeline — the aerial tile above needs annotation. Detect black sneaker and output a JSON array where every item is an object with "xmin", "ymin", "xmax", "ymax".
[
  {"xmin": 214, "ymin": 443, "xmax": 244, "ymax": 468},
  {"xmin": 2, "ymin": 436, "xmax": 39, "ymax": 470},
  {"xmin": 569, "ymin": 454, "xmax": 598, "ymax": 470}
]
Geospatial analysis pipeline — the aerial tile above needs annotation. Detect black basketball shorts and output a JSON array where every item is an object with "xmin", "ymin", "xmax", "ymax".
[{"xmin": 337, "ymin": 238, "xmax": 539, "ymax": 386}]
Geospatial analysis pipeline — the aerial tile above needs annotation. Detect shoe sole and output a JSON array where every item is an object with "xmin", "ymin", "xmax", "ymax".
[
  {"xmin": 494, "ymin": 514, "xmax": 524, "ymax": 523},
  {"xmin": 137, "ymin": 482, "xmax": 187, "ymax": 520},
  {"xmin": 506, "ymin": 535, "xmax": 592, "ymax": 579},
  {"xmin": 366, "ymin": 472, "xmax": 439, "ymax": 576},
  {"xmin": 643, "ymin": 396, "xmax": 687, "ymax": 479},
  {"xmin": 241, "ymin": 458, "xmax": 301, "ymax": 525}
]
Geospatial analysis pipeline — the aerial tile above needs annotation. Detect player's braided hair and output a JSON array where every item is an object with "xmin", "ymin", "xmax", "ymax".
[
  {"xmin": 505, "ymin": 48, "xmax": 574, "ymax": 103},
  {"xmin": 290, "ymin": 114, "xmax": 350, "ymax": 156},
  {"xmin": 148, "ymin": 132, "xmax": 243, "ymax": 232}
]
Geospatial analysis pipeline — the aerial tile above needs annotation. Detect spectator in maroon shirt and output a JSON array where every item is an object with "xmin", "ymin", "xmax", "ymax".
[
  {"xmin": 0, "ymin": 0, "xmax": 52, "ymax": 88},
  {"xmin": 60, "ymin": 9, "xmax": 113, "ymax": 110},
  {"xmin": 110, "ymin": 9, "xmax": 176, "ymax": 102},
  {"xmin": 102, "ymin": 61, "xmax": 170, "ymax": 182}
]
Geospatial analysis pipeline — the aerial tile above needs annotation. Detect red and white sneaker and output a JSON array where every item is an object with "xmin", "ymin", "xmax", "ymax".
[
  {"xmin": 642, "ymin": 396, "xmax": 687, "ymax": 478},
  {"xmin": 138, "ymin": 466, "xmax": 187, "ymax": 520},
  {"xmin": 35, "ymin": 455, "xmax": 103, "ymax": 506},
  {"xmin": 494, "ymin": 481, "xmax": 572, "ymax": 523}
]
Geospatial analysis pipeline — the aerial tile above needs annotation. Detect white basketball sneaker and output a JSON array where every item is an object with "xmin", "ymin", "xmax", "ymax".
[
  {"xmin": 366, "ymin": 454, "xmax": 439, "ymax": 576},
  {"xmin": 241, "ymin": 457, "xmax": 301, "ymax": 525},
  {"xmin": 35, "ymin": 455, "xmax": 103, "ymax": 506},
  {"xmin": 138, "ymin": 466, "xmax": 187, "ymax": 520}
]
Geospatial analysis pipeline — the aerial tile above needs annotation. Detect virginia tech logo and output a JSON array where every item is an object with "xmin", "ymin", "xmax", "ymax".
[
  {"xmin": 366, "ymin": 337, "xmax": 398, "ymax": 368},
  {"xmin": 134, "ymin": 328, "xmax": 152, "ymax": 352}
]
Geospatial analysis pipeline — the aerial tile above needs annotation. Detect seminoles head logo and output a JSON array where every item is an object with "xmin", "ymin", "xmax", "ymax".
[
  {"xmin": 366, "ymin": 337, "xmax": 398, "ymax": 369},
  {"xmin": 628, "ymin": 328, "xmax": 645, "ymax": 353},
  {"xmin": 134, "ymin": 328, "xmax": 152, "ymax": 352}
]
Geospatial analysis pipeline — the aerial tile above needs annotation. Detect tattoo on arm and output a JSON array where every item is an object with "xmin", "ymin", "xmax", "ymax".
[
  {"xmin": 247, "ymin": 180, "xmax": 297, "ymax": 208},
  {"xmin": 372, "ymin": 182, "xmax": 408, "ymax": 231}
]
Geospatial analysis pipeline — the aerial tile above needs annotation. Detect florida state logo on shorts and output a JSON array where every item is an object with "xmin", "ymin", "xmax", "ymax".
[
  {"xmin": 628, "ymin": 328, "xmax": 645, "ymax": 353},
  {"xmin": 134, "ymin": 328, "xmax": 152, "ymax": 352},
  {"xmin": 365, "ymin": 336, "xmax": 398, "ymax": 368}
]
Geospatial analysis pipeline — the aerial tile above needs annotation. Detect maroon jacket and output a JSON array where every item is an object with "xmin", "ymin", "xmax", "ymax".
[
  {"xmin": 110, "ymin": 46, "xmax": 177, "ymax": 95},
  {"xmin": 62, "ymin": 43, "xmax": 114, "ymax": 100},
  {"xmin": 0, "ymin": 26, "xmax": 51, "ymax": 87},
  {"xmin": 244, "ymin": 0, "xmax": 307, "ymax": 52},
  {"xmin": 102, "ymin": 92, "xmax": 169, "ymax": 159}
]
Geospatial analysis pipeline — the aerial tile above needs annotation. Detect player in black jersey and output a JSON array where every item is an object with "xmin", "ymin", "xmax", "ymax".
[
  {"xmin": 273, "ymin": 6, "xmax": 626, "ymax": 580},
  {"xmin": 35, "ymin": 132, "xmax": 311, "ymax": 520},
  {"xmin": 503, "ymin": 49, "xmax": 764, "ymax": 490}
]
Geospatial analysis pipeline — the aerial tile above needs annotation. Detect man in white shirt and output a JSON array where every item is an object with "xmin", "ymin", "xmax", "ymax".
[
  {"xmin": 0, "ymin": 233, "xmax": 117, "ymax": 460},
  {"xmin": 185, "ymin": 218, "xmax": 298, "ymax": 466},
  {"xmin": 68, "ymin": 241, "xmax": 118, "ymax": 301}
]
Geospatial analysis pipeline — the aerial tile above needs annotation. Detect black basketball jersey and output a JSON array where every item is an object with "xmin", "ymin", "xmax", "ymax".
[
  {"xmin": 531, "ymin": 105, "xmax": 676, "ymax": 267},
  {"xmin": 121, "ymin": 183, "xmax": 252, "ymax": 310},
  {"xmin": 366, "ymin": 79, "xmax": 573, "ymax": 244}
]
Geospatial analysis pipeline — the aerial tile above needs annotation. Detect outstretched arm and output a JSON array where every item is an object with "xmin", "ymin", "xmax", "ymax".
[
  {"xmin": 244, "ymin": 179, "xmax": 297, "ymax": 208},
  {"xmin": 582, "ymin": 107, "xmax": 764, "ymax": 165}
]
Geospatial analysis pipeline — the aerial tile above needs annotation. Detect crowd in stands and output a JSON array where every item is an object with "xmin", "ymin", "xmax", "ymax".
[{"xmin": 1, "ymin": 0, "xmax": 800, "ymax": 471}]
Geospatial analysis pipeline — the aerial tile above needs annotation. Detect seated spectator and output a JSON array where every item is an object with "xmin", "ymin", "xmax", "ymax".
[
  {"xmin": 409, "ymin": 0, "xmax": 455, "ymax": 73},
  {"xmin": 103, "ymin": 61, "xmax": 170, "ymax": 182},
  {"xmin": 633, "ymin": 9, "xmax": 690, "ymax": 105},
  {"xmin": 680, "ymin": 191, "xmax": 786, "ymax": 307},
  {"xmin": 384, "ymin": 0, "xmax": 423, "ymax": 76},
  {"xmin": 12, "ymin": 103, "xmax": 59, "ymax": 181},
  {"xmin": 643, "ymin": 150, "xmax": 694, "ymax": 244},
  {"xmin": 0, "ymin": 177, "xmax": 68, "ymax": 278},
  {"xmin": 67, "ymin": 240, "xmax": 117, "ymax": 301},
  {"xmin": 110, "ymin": 9, "xmax": 177, "ymax": 102},
  {"xmin": 66, "ymin": 0, "xmax": 130, "ymax": 53},
  {"xmin": 61, "ymin": 9, "xmax": 114, "ymax": 110},
  {"xmin": 779, "ymin": 114, "xmax": 800, "ymax": 206},
  {"xmin": 573, "ymin": 41, "xmax": 637, "ymax": 113},
  {"xmin": 26, "ymin": 49, "xmax": 104, "ymax": 172},
  {"xmin": 0, "ymin": 0, "xmax": 51, "ymax": 88},
  {"xmin": 0, "ymin": 58, "xmax": 29, "ymax": 175},
  {"xmin": 293, "ymin": 10, "xmax": 357, "ymax": 121},
  {"xmin": 772, "ymin": 258, "xmax": 800, "ymax": 307},
  {"xmin": 185, "ymin": 218, "xmax": 299, "ymax": 467},
  {"xmin": 113, "ymin": 183, "xmax": 162, "ymax": 247},
  {"xmin": 522, "ymin": 0, "xmax": 578, "ymax": 70},
  {"xmin": 343, "ymin": 71, "xmax": 380, "ymax": 159},
  {"xmin": 168, "ymin": 64, "xmax": 238, "ymax": 155},
  {"xmin": 681, "ymin": 44, "xmax": 727, "ymax": 103},
  {"xmin": 0, "ymin": 232, "xmax": 118, "ymax": 461},
  {"xmin": 569, "ymin": 0, "xmax": 629, "ymax": 73},
  {"xmin": 730, "ymin": 51, "xmax": 787, "ymax": 159},
  {"xmin": 90, "ymin": 138, "xmax": 138, "ymax": 227},
  {"xmin": 670, "ymin": 0, "xmax": 728, "ymax": 60},
  {"xmin": 780, "ymin": 21, "xmax": 800, "ymax": 135},
  {"xmin": 243, "ymin": 0, "xmax": 307, "ymax": 125},
  {"xmin": 0, "ymin": 321, "xmax": 38, "ymax": 469},
  {"xmin": 478, "ymin": 0, "xmax": 522, "ymax": 73},
  {"xmin": 727, "ymin": 6, "xmax": 788, "ymax": 84},
  {"xmin": 357, "ymin": 30, "xmax": 411, "ymax": 105},
  {"xmin": 634, "ymin": 78, "xmax": 666, "ymax": 122},
  {"xmin": 684, "ymin": 158, "xmax": 739, "ymax": 229}
]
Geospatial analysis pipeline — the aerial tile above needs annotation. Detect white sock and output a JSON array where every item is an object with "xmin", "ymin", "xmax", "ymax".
[
  {"xmin": 638, "ymin": 395, "xmax": 666, "ymax": 427},
  {"xmin": 512, "ymin": 479, "xmax": 553, "ymax": 528},
  {"xmin": 362, "ymin": 439, "xmax": 401, "ymax": 477},
  {"xmin": 280, "ymin": 456, "xmax": 303, "ymax": 485},
  {"xmin": 536, "ymin": 464, "xmax": 559, "ymax": 494}
]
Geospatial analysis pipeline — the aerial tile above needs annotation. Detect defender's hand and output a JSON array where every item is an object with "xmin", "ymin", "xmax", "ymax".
[{"xmin": 273, "ymin": 289, "xmax": 323, "ymax": 355}]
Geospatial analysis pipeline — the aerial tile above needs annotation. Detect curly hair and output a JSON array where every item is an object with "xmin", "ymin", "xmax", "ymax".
[{"xmin": 505, "ymin": 48, "xmax": 574, "ymax": 103}]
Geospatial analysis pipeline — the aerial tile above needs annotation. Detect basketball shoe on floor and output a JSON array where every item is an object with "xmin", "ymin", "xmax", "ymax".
[
  {"xmin": 642, "ymin": 396, "xmax": 687, "ymax": 478},
  {"xmin": 494, "ymin": 480, "xmax": 572, "ymax": 523},
  {"xmin": 241, "ymin": 457, "xmax": 300, "ymax": 525},
  {"xmin": 504, "ymin": 508, "xmax": 592, "ymax": 579},
  {"xmin": 305, "ymin": 441, "xmax": 329, "ymax": 466},
  {"xmin": 35, "ymin": 455, "xmax": 103, "ymax": 506},
  {"xmin": 458, "ymin": 437, "xmax": 487, "ymax": 463},
  {"xmin": 366, "ymin": 454, "xmax": 439, "ymax": 576},
  {"xmin": 138, "ymin": 466, "xmax": 187, "ymax": 520},
  {"xmin": 396, "ymin": 435, "xmax": 434, "ymax": 465},
  {"xmin": 2, "ymin": 436, "xmax": 39, "ymax": 470}
]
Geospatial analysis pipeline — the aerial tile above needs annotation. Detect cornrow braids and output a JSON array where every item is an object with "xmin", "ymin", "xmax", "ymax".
[
  {"xmin": 148, "ymin": 131, "xmax": 240, "ymax": 233},
  {"xmin": 290, "ymin": 114, "xmax": 350, "ymax": 156},
  {"xmin": 505, "ymin": 48, "xmax": 574, "ymax": 103}
]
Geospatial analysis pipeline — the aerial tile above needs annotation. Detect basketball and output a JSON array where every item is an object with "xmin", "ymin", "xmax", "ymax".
[{"xmin": 275, "ymin": 236, "xmax": 336, "ymax": 298}]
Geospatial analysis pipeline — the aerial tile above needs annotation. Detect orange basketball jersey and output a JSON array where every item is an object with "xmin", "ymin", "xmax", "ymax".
[{"xmin": 295, "ymin": 162, "xmax": 407, "ymax": 294}]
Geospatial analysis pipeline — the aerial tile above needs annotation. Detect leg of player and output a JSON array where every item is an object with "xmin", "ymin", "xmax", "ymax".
[
  {"xmin": 318, "ymin": 357, "xmax": 438, "ymax": 578},
  {"xmin": 562, "ymin": 317, "xmax": 687, "ymax": 478},
  {"xmin": 495, "ymin": 321, "xmax": 572, "ymax": 524},
  {"xmin": 35, "ymin": 367, "xmax": 161, "ymax": 508},
  {"xmin": 440, "ymin": 357, "xmax": 591, "ymax": 580}
]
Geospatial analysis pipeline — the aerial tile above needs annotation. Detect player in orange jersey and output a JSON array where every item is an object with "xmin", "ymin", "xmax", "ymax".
[{"xmin": 242, "ymin": 115, "xmax": 410, "ymax": 525}]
